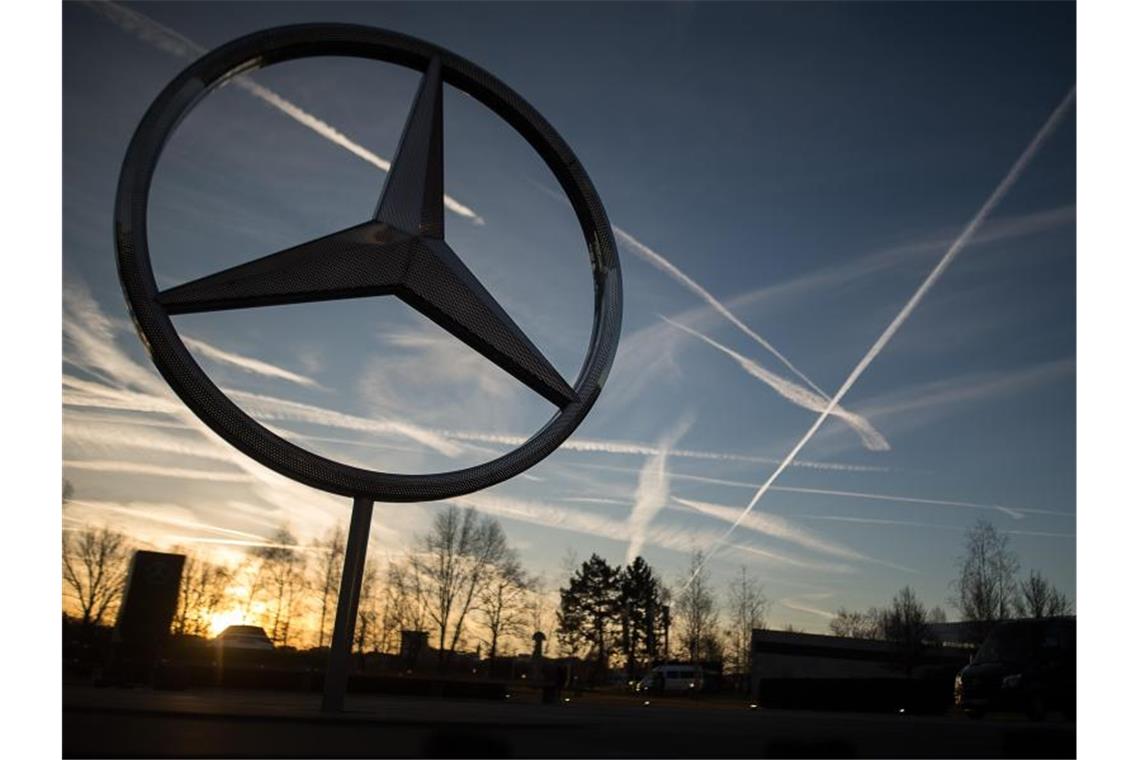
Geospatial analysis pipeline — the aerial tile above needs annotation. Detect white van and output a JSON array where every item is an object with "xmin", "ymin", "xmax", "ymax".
[{"xmin": 635, "ymin": 665, "xmax": 703, "ymax": 694}]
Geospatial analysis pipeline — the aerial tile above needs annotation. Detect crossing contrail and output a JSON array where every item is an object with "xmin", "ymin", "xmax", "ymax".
[
  {"xmin": 94, "ymin": 0, "xmax": 852, "ymax": 434},
  {"xmin": 684, "ymin": 86, "xmax": 1076, "ymax": 589},
  {"xmin": 613, "ymin": 226, "xmax": 827, "ymax": 396},
  {"xmin": 557, "ymin": 460, "xmax": 1064, "ymax": 519},
  {"xmin": 662, "ymin": 316, "xmax": 890, "ymax": 450}
]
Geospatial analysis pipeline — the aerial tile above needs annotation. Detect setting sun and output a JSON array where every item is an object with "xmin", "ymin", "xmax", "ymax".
[{"xmin": 207, "ymin": 609, "xmax": 247, "ymax": 638}]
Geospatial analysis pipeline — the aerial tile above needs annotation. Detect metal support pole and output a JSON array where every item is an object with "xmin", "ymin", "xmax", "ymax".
[{"xmin": 321, "ymin": 495, "xmax": 374, "ymax": 713}]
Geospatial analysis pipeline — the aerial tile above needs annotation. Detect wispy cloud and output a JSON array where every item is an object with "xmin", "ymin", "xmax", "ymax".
[
  {"xmin": 450, "ymin": 491, "xmax": 849, "ymax": 573},
  {"xmin": 182, "ymin": 337, "xmax": 323, "ymax": 388},
  {"xmin": 857, "ymin": 359, "xmax": 1075, "ymax": 426},
  {"xmin": 662, "ymin": 316, "xmax": 890, "ymax": 451},
  {"xmin": 62, "ymin": 279, "xmax": 403, "ymax": 557},
  {"xmin": 701, "ymin": 205, "xmax": 1077, "ymax": 324},
  {"xmin": 85, "ymin": 0, "xmax": 484, "ymax": 224},
  {"xmin": 64, "ymin": 459, "xmax": 253, "ymax": 483},
  {"xmin": 674, "ymin": 497, "xmax": 913, "ymax": 573},
  {"xmin": 800, "ymin": 514, "xmax": 1074, "ymax": 539},
  {"xmin": 68, "ymin": 499, "xmax": 268, "ymax": 542},
  {"xmin": 626, "ymin": 414, "xmax": 693, "ymax": 563},
  {"xmin": 225, "ymin": 388, "xmax": 464, "ymax": 457},
  {"xmin": 687, "ymin": 86, "xmax": 1076, "ymax": 583}
]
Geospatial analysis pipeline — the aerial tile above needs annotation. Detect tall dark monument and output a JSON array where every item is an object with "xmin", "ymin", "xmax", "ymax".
[{"xmin": 109, "ymin": 550, "xmax": 185, "ymax": 681}]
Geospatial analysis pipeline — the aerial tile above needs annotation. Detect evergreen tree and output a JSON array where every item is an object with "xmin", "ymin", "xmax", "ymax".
[
  {"xmin": 557, "ymin": 553, "xmax": 622, "ymax": 677},
  {"xmin": 619, "ymin": 556, "xmax": 667, "ymax": 673}
]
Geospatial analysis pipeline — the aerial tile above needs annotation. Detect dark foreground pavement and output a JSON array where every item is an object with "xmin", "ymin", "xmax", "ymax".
[{"xmin": 62, "ymin": 685, "xmax": 1075, "ymax": 758}]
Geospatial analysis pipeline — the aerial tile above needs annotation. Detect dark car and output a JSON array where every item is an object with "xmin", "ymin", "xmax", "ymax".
[{"xmin": 954, "ymin": 617, "xmax": 1075, "ymax": 720}]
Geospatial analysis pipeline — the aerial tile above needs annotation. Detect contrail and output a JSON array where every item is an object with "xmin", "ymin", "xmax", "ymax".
[
  {"xmin": 96, "ymin": 0, "xmax": 855, "ymax": 438},
  {"xmin": 85, "ymin": 1, "xmax": 483, "ymax": 224},
  {"xmin": 533, "ymin": 176, "xmax": 836, "ymax": 403},
  {"xmin": 613, "ymin": 226, "xmax": 827, "ymax": 396},
  {"xmin": 182, "ymin": 336, "xmax": 323, "ymax": 388},
  {"xmin": 685, "ymin": 86, "xmax": 1076, "ymax": 588},
  {"xmin": 626, "ymin": 414, "xmax": 693, "ymax": 563},
  {"xmin": 662, "ymin": 316, "xmax": 890, "ymax": 451},
  {"xmin": 559, "ymin": 461, "xmax": 1058, "ymax": 519},
  {"xmin": 675, "ymin": 497, "xmax": 915, "ymax": 573},
  {"xmin": 439, "ymin": 427, "xmax": 883, "ymax": 471},
  {"xmin": 68, "ymin": 499, "xmax": 269, "ymax": 542},
  {"xmin": 780, "ymin": 594, "xmax": 837, "ymax": 620}
]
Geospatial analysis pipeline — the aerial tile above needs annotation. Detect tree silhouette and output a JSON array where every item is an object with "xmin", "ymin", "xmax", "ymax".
[
  {"xmin": 829, "ymin": 607, "xmax": 882, "ymax": 639},
  {"xmin": 408, "ymin": 506, "xmax": 512, "ymax": 664},
  {"xmin": 478, "ymin": 553, "xmax": 533, "ymax": 660},
  {"xmin": 250, "ymin": 527, "xmax": 306, "ymax": 646},
  {"xmin": 619, "ymin": 556, "xmax": 668, "ymax": 672},
  {"xmin": 725, "ymin": 566, "xmax": 767, "ymax": 677},
  {"xmin": 171, "ymin": 550, "xmax": 232, "ymax": 638},
  {"xmin": 950, "ymin": 519, "xmax": 1020, "ymax": 639},
  {"xmin": 354, "ymin": 558, "xmax": 382, "ymax": 656},
  {"xmin": 675, "ymin": 551, "xmax": 720, "ymax": 664},
  {"xmin": 1014, "ymin": 570, "xmax": 1073, "ymax": 618},
  {"xmin": 879, "ymin": 586, "xmax": 933, "ymax": 675},
  {"xmin": 558, "ymin": 553, "xmax": 622, "ymax": 674},
  {"xmin": 379, "ymin": 559, "xmax": 429, "ymax": 653},
  {"xmin": 310, "ymin": 526, "xmax": 346, "ymax": 648},
  {"xmin": 62, "ymin": 525, "xmax": 130, "ymax": 628}
]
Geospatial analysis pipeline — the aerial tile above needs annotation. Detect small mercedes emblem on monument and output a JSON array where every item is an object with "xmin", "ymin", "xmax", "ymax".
[{"xmin": 114, "ymin": 24, "xmax": 622, "ymax": 712}]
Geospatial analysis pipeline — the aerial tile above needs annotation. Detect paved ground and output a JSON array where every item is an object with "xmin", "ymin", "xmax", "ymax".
[{"xmin": 62, "ymin": 685, "xmax": 1075, "ymax": 758}]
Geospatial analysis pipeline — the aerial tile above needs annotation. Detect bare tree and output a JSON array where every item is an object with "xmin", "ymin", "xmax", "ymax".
[
  {"xmin": 62, "ymin": 525, "xmax": 131, "ymax": 628},
  {"xmin": 251, "ymin": 527, "xmax": 307, "ymax": 647},
  {"xmin": 950, "ymin": 520, "xmax": 1020, "ymax": 635},
  {"xmin": 310, "ymin": 526, "xmax": 346, "ymax": 648},
  {"xmin": 354, "ymin": 559, "xmax": 382, "ymax": 656},
  {"xmin": 410, "ymin": 506, "xmax": 511, "ymax": 664},
  {"xmin": 379, "ymin": 558, "xmax": 430, "ymax": 653},
  {"xmin": 879, "ymin": 586, "xmax": 933, "ymax": 674},
  {"xmin": 675, "ymin": 551, "xmax": 720, "ymax": 663},
  {"xmin": 1014, "ymin": 570, "xmax": 1073, "ymax": 618},
  {"xmin": 171, "ymin": 551, "xmax": 233, "ymax": 638},
  {"xmin": 829, "ymin": 608, "xmax": 882, "ymax": 639},
  {"xmin": 725, "ymin": 566, "xmax": 767, "ymax": 677},
  {"xmin": 478, "ymin": 553, "xmax": 533, "ymax": 660}
]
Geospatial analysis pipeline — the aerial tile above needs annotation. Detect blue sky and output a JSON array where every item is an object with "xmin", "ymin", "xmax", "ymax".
[{"xmin": 63, "ymin": 1, "xmax": 1075, "ymax": 634}]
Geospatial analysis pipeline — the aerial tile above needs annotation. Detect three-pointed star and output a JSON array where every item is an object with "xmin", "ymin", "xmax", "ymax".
[{"xmin": 158, "ymin": 57, "xmax": 576, "ymax": 409}]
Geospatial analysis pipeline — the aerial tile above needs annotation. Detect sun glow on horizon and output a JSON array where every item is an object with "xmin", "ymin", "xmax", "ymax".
[{"xmin": 207, "ymin": 608, "xmax": 248, "ymax": 638}]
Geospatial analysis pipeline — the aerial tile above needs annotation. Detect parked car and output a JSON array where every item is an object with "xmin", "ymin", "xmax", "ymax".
[
  {"xmin": 213, "ymin": 625, "xmax": 274, "ymax": 651},
  {"xmin": 954, "ymin": 617, "xmax": 1075, "ymax": 720},
  {"xmin": 635, "ymin": 665, "xmax": 704, "ymax": 695}
]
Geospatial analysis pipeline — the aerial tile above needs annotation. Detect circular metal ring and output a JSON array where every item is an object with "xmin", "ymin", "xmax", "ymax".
[{"xmin": 115, "ymin": 24, "xmax": 622, "ymax": 502}]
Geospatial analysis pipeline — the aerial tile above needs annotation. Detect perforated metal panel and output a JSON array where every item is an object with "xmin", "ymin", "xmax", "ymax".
[{"xmin": 115, "ymin": 24, "xmax": 622, "ymax": 502}]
